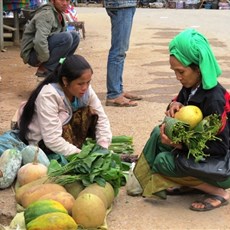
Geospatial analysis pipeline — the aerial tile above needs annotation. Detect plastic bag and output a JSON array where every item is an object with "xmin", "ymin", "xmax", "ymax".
[
  {"xmin": 126, "ymin": 162, "xmax": 143, "ymax": 196},
  {"xmin": 9, "ymin": 212, "xmax": 26, "ymax": 230},
  {"xmin": 0, "ymin": 130, "xmax": 26, "ymax": 157}
]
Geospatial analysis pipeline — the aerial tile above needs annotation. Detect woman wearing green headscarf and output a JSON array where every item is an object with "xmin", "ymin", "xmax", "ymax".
[{"xmin": 133, "ymin": 28, "xmax": 230, "ymax": 211}]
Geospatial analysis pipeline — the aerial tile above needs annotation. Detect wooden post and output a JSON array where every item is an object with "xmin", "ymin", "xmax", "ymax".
[
  {"xmin": 13, "ymin": 11, "xmax": 20, "ymax": 46},
  {"xmin": 0, "ymin": 0, "xmax": 4, "ymax": 51}
]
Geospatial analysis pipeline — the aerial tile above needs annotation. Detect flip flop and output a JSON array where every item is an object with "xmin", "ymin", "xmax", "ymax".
[
  {"xmin": 166, "ymin": 186, "xmax": 205, "ymax": 195},
  {"xmin": 123, "ymin": 92, "xmax": 143, "ymax": 101},
  {"xmin": 190, "ymin": 194, "xmax": 229, "ymax": 212},
  {"xmin": 106, "ymin": 96, "xmax": 138, "ymax": 107}
]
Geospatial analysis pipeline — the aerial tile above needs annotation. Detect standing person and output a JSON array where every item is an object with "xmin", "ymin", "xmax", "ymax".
[
  {"xmin": 134, "ymin": 28, "xmax": 230, "ymax": 211},
  {"xmin": 20, "ymin": 0, "xmax": 80, "ymax": 79},
  {"xmin": 18, "ymin": 54, "xmax": 112, "ymax": 157},
  {"xmin": 104, "ymin": 0, "xmax": 142, "ymax": 107}
]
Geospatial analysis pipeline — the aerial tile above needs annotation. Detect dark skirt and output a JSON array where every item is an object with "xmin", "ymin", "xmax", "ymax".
[{"xmin": 38, "ymin": 106, "xmax": 98, "ymax": 162}]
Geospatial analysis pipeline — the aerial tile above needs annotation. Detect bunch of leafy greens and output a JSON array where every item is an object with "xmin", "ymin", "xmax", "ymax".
[
  {"xmin": 164, "ymin": 114, "xmax": 222, "ymax": 162},
  {"xmin": 84, "ymin": 135, "xmax": 134, "ymax": 155},
  {"xmin": 47, "ymin": 143, "xmax": 130, "ymax": 196}
]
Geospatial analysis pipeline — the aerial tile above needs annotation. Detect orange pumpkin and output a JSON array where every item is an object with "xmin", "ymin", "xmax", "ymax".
[{"xmin": 17, "ymin": 146, "xmax": 47, "ymax": 186}]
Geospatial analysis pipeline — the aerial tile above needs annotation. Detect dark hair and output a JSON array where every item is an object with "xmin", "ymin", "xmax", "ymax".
[
  {"xmin": 18, "ymin": 54, "xmax": 93, "ymax": 144},
  {"xmin": 170, "ymin": 54, "xmax": 199, "ymax": 71},
  {"xmin": 189, "ymin": 63, "xmax": 199, "ymax": 71}
]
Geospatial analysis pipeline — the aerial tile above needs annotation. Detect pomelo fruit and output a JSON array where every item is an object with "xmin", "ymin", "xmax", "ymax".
[
  {"xmin": 64, "ymin": 181, "xmax": 85, "ymax": 199},
  {"xmin": 79, "ymin": 182, "xmax": 115, "ymax": 209},
  {"xmin": 174, "ymin": 105, "xmax": 203, "ymax": 129},
  {"xmin": 78, "ymin": 185, "xmax": 108, "ymax": 209},
  {"xmin": 72, "ymin": 193, "xmax": 106, "ymax": 228}
]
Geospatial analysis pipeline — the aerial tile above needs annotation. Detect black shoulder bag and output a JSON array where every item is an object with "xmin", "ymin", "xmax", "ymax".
[{"xmin": 175, "ymin": 150, "xmax": 230, "ymax": 182}]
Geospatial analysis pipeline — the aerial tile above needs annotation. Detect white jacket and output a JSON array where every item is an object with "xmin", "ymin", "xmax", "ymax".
[{"xmin": 18, "ymin": 84, "xmax": 112, "ymax": 156}]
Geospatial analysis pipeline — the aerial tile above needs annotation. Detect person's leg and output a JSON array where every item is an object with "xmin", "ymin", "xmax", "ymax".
[
  {"xmin": 155, "ymin": 150, "xmax": 230, "ymax": 210},
  {"xmin": 67, "ymin": 31, "xmax": 80, "ymax": 56},
  {"xmin": 43, "ymin": 31, "xmax": 80, "ymax": 71},
  {"xmin": 106, "ymin": 7, "xmax": 136, "ymax": 100},
  {"xmin": 190, "ymin": 183, "xmax": 230, "ymax": 211},
  {"xmin": 154, "ymin": 152, "xmax": 230, "ymax": 210},
  {"xmin": 27, "ymin": 49, "xmax": 41, "ymax": 67}
]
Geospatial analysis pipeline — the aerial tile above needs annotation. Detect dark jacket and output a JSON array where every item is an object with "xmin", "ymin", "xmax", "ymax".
[{"xmin": 174, "ymin": 83, "xmax": 230, "ymax": 157}]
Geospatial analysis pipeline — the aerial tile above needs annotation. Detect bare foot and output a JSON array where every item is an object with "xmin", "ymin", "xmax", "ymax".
[{"xmin": 190, "ymin": 194, "xmax": 229, "ymax": 211}]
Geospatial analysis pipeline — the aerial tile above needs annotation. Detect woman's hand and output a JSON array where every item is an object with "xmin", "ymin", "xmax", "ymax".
[
  {"xmin": 160, "ymin": 123, "xmax": 182, "ymax": 149},
  {"xmin": 165, "ymin": 101, "xmax": 183, "ymax": 117}
]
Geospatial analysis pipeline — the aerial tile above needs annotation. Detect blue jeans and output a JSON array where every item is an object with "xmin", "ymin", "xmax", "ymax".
[
  {"xmin": 28, "ymin": 31, "xmax": 80, "ymax": 71},
  {"xmin": 106, "ymin": 7, "xmax": 136, "ymax": 99}
]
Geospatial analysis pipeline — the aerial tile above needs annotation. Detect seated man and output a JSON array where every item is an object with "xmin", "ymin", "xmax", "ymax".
[{"xmin": 20, "ymin": 0, "xmax": 80, "ymax": 78}]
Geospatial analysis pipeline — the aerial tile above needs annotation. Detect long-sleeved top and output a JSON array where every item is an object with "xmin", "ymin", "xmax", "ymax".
[
  {"xmin": 18, "ymin": 84, "xmax": 112, "ymax": 156},
  {"xmin": 173, "ymin": 83, "xmax": 230, "ymax": 157},
  {"xmin": 20, "ymin": 3, "xmax": 66, "ymax": 64}
]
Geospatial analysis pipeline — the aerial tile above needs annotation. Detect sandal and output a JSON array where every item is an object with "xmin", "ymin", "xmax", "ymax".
[
  {"xmin": 190, "ymin": 194, "xmax": 229, "ymax": 212},
  {"xmin": 106, "ymin": 96, "xmax": 138, "ymax": 107},
  {"xmin": 35, "ymin": 66, "xmax": 51, "ymax": 78},
  {"xmin": 166, "ymin": 186, "xmax": 205, "ymax": 196},
  {"xmin": 123, "ymin": 92, "xmax": 143, "ymax": 101},
  {"xmin": 35, "ymin": 70, "xmax": 51, "ymax": 78}
]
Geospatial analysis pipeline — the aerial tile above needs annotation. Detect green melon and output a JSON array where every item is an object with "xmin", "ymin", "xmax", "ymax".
[
  {"xmin": 27, "ymin": 212, "xmax": 77, "ymax": 230},
  {"xmin": 24, "ymin": 199, "xmax": 68, "ymax": 225}
]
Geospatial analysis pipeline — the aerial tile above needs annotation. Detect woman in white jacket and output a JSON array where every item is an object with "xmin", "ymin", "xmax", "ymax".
[{"xmin": 18, "ymin": 54, "xmax": 112, "ymax": 156}]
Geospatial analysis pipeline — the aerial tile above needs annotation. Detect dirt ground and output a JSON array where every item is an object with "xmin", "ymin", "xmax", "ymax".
[{"xmin": 1, "ymin": 6, "xmax": 230, "ymax": 230}]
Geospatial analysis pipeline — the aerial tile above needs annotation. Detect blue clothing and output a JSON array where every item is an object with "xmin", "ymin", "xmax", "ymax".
[
  {"xmin": 28, "ymin": 31, "xmax": 80, "ymax": 72},
  {"xmin": 0, "ymin": 130, "xmax": 26, "ymax": 156},
  {"xmin": 51, "ymin": 83, "xmax": 89, "ymax": 123},
  {"xmin": 105, "ymin": 4, "xmax": 136, "ymax": 99},
  {"xmin": 104, "ymin": 0, "xmax": 137, "ymax": 8}
]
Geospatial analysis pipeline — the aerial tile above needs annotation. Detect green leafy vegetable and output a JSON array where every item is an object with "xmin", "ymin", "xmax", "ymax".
[
  {"xmin": 48, "ymin": 143, "xmax": 130, "ymax": 196},
  {"xmin": 84, "ymin": 135, "xmax": 134, "ymax": 155},
  {"xmin": 164, "ymin": 114, "xmax": 222, "ymax": 162}
]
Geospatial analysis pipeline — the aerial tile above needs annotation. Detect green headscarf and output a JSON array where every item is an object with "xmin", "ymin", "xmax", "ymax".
[{"xmin": 169, "ymin": 28, "xmax": 222, "ymax": 90}]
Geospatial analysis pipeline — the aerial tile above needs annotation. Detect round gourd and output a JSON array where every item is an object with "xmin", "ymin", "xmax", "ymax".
[
  {"xmin": 72, "ymin": 193, "xmax": 106, "ymax": 228},
  {"xmin": 26, "ymin": 212, "xmax": 77, "ymax": 230},
  {"xmin": 17, "ymin": 146, "xmax": 48, "ymax": 186},
  {"xmin": 0, "ymin": 149, "xmax": 22, "ymax": 189},
  {"xmin": 38, "ymin": 191, "xmax": 75, "ymax": 215},
  {"xmin": 21, "ymin": 145, "xmax": 50, "ymax": 167},
  {"xmin": 24, "ymin": 199, "xmax": 68, "ymax": 225}
]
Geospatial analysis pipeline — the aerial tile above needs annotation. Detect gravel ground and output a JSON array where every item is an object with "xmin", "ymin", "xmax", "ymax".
[{"xmin": 1, "ymin": 6, "xmax": 230, "ymax": 229}]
